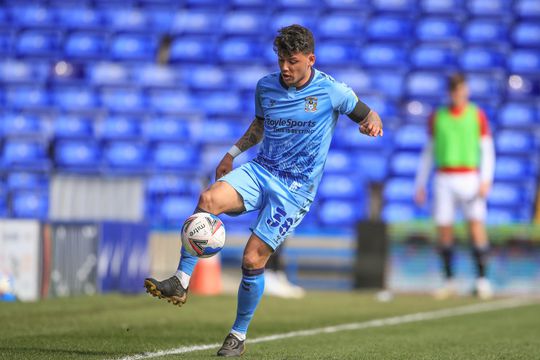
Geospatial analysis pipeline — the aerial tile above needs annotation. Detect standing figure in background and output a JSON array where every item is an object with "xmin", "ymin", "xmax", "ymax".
[
  {"xmin": 264, "ymin": 241, "xmax": 305, "ymax": 299},
  {"xmin": 414, "ymin": 73, "xmax": 496, "ymax": 300}
]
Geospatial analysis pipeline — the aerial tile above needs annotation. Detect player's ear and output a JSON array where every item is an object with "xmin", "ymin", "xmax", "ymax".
[{"xmin": 308, "ymin": 53, "xmax": 315, "ymax": 66}]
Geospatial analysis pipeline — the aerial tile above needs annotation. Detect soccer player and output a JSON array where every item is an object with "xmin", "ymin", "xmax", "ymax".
[
  {"xmin": 414, "ymin": 73, "xmax": 495, "ymax": 300},
  {"xmin": 145, "ymin": 25, "xmax": 383, "ymax": 356}
]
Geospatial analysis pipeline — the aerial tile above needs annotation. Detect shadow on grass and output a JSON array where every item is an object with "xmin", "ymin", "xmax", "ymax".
[{"xmin": 0, "ymin": 346, "xmax": 116, "ymax": 357}]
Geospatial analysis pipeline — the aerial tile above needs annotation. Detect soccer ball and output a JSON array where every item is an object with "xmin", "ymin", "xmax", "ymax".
[{"xmin": 181, "ymin": 212, "xmax": 226, "ymax": 258}]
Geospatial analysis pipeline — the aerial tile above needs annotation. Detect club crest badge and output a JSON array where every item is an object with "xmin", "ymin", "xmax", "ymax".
[{"xmin": 304, "ymin": 96, "xmax": 318, "ymax": 112}]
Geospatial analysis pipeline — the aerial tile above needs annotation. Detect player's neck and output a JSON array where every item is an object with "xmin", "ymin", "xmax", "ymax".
[
  {"xmin": 294, "ymin": 68, "xmax": 313, "ymax": 89},
  {"xmin": 449, "ymin": 101, "xmax": 468, "ymax": 113}
]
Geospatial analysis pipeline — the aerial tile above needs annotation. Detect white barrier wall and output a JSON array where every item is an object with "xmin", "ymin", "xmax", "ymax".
[{"xmin": 0, "ymin": 220, "xmax": 41, "ymax": 301}]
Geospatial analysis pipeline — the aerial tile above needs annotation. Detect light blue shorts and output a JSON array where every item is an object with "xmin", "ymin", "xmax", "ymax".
[{"xmin": 218, "ymin": 161, "xmax": 312, "ymax": 250}]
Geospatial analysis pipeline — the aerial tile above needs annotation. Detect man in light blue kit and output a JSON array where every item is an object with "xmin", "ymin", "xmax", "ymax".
[{"xmin": 145, "ymin": 25, "xmax": 383, "ymax": 357}]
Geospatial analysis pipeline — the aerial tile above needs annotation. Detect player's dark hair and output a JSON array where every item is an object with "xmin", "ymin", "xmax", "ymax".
[
  {"xmin": 448, "ymin": 73, "xmax": 466, "ymax": 91},
  {"xmin": 273, "ymin": 24, "xmax": 315, "ymax": 57}
]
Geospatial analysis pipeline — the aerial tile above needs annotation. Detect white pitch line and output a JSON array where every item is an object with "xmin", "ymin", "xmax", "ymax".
[{"xmin": 109, "ymin": 297, "xmax": 537, "ymax": 360}]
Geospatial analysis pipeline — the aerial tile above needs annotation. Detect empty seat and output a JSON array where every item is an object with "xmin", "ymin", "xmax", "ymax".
[
  {"xmin": 325, "ymin": 0, "xmax": 368, "ymax": 10},
  {"xmin": 512, "ymin": 23, "xmax": 540, "ymax": 47},
  {"xmin": 411, "ymin": 45, "xmax": 457, "ymax": 69},
  {"xmin": 318, "ymin": 14, "xmax": 364, "ymax": 39},
  {"xmin": 371, "ymin": 71, "xmax": 405, "ymax": 98},
  {"xmin": 486, "ymin": 207, "xmax": 521, "ymax": 224},
  {"xmin": 498, "ymin": 102, "xmax": 538, "ymax": 127},
  {"xmin": 406, "ymin": 72, "xmax": 446, "ymax": 98},
  {"xmin": 171, "ymin": 10, "xmax": 221, "ymax": 35},
  {"xmin": 0, "ymin": 30, "xmax": 14, "ymax": 55},
  {"xmin": 103, "ymin": 141, "xmax": 147, "ymax": 171},
  {"xmin": 99, "ymin": 87, "xmax": 144, "ymax": 111},
  {"xmin": 383, "ymin": 177, "xmax": 416, "ymax": 202},
  {"xmin": 16, "ymin": 31, "xmax": 61, "ymax": 56},
  {"xmin": 325, "ymin": 150, "xmax": 354, "ymax": 174},
  {"xmin": 509, "ymin": 50, "xmax": 540, "ymax": 73},
  {"xmin": 467, "ymin": 73, "xmax": 504, "ymax": 100},
  {"xmin": 147, "ymin": 89, "xmax": 192, "ymax": 112},
  {"xmin": 146, "ymin": 175, "xmax": 201, "ymax": 196},
  {"xmin": 393, "ymin": 124, "xmax": 428, "ymax": 149},
  {"xmin": 319, "ymin": 174, "xmax": 361, "ymax": 199},
  {"xmin": 467, "ymin": 0, "xmax": 512, "ymax": 17},
  {"xmin": 227, "ymin": 65, "xmax": 269, "ymax": 90},
  {"xmin": 271, "ymin": 12, "xmax": 319, "ymax": 35},
  {"xmin": 277, "ymin": 0, "xmax": 314, "ymax": 8},
  {"xmin": 389, "ymin": 152, "xmax": 420, "ymax": 176},
  {"xmin": 1, "ymin": 112, "xmax": 47, "ymax": 138},
  {"xmin": 52, "ymin": 86, "xmax": 97, "ymax": 110},
  {"xmin": 194, "ymin": 120, "xmax": 245, "ymax": 144},
  {"xmin": 488, "ymin": 183, "xmax": 525, "ymax": 207},
  {"xmin": 1, "ymin": 140, "xmax": 50, "ymax": 171},
  {"xmin": 361, "ymin": 43, "xmax": 407, "ymax": 68},
  {"xmin": 218, "ymin": 38, "xmax": 264, "ymax": 63},
  {"xmin": 331, "ymin": 69, "xmax": 370, "ymax": 93},
  {"xmin": 222, "ymin": 11, "xmax": 267, "ymax": 36},
  {"xmin": 152, "ymin": 142, "xmax": 199, "ymax": 171},
  {"xmin": 5, "ymin": 86, "xmax": 49, "ymax": 108},
  {"xmin": 65, "ymin": 32, "xmax": 107, "ymax": 58},
  {"xmin": 318, "ymin": 199, "xmax": 364, "ymax": 226},
  {"xmin": 494, "ymin": 156, "xmax": 536, "ymax": 180},
  {"xmin": 170, "ymin": 37, "xmax": 215, "ymax": 62},
  {"xmin": 98, "ymin": 116, "xmax": 141, "ymax": 140},
  {"xmin": 460, "ymin": 48, "xmax": 506, "ymax": 71},
  {"xmin": 0, "ymin": 60, "xmax": 47, "ymax": 83},
  {"xmin": 382, "ymin": 202, "xmax": 417, "ymax": 222},
  {"xmin": 316, "ymin": 42, "xmax": 360, "ymax": 66},
  {"xmin": 54, "ymin": 140, "xmax": 100, "ymax": 170},
  {"xmin": 372, "ymin": 0, "xmax": 415, "ymax": 12},
  {"xmin": 158, "ymin": 195, "xmax": 197, "ymax": 223},
  {"xmin": 54, "ymin": 114, "xmax": 94, "ymax": 138},
  {"xmin": 6, "ymin": 172, "xmax": 49, "ymax": 191},
  {"xmin": 102, "ymin": 8, "xmax": 148, "ymax": 31},
  {"xmin": 144, "ymin": 7, "xmax": 175, "ymax": 33},
  {"xmin": 367, "ymin": 16, "xmax": 412, "ymax": 41},
  {"xmin": 193, "ymin": 92, "xmax": 243, "ymax": 114},
  {"xmin": 142, "ymin": 118, "xmax": 191, "ymax": 141},
  {"xmin": 8, "ymin": 5, "xmax": 53, "ymax": 27},
  {"xmin": 464, "ymin": 20, "xmax": 508, "ymax": 44},
  {"xmin": 355, "ymin": 151, "xmax": 389, "ymax": 181},
  {"xmin": 132, "ymin": 64, "xmax": 178, "ymax": 87},
  {"xmin": 87, "ymin": 62, "xmax": 129, "ymax": 85},
  {"xmin": 515, "ymin": 0, "xmax": 540, "ymax": 18},
  {"xmin": 335, "ymin": 121, "xmax": 387, "ymax": 149},
  {"xmin": 54, "ymin": 7, "xmax": 102, "ymax": 29},
  {"xmin": 182, "ymin": 65, "xmax": 227, "ymax": 90},
  {"xmin": 11, "ymin": 190, "xmax": 49, "ymax": 219},
  {"xmin": 416, "ymin": 18, "xmax": 460, "ymax": 43},
  {"xmin": 110, "ymin": 34, "xmax": 158, "ymax": 60},
  {"xmin": 495, "ymin": 130, "xmax": 536, "ymax": 154}
]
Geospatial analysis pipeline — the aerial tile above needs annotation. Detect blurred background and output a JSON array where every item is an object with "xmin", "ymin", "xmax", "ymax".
[{"xmin": 0, "ymin": 0, "xmax": 539, "ymax": 302}]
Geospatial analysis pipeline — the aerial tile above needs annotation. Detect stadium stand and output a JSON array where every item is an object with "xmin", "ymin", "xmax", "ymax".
[{"xmin": 0, "ymin": 0, "xmax": 538, "ymax": 229}]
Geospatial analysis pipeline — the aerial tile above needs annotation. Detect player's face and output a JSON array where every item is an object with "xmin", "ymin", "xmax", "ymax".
[
  {"xmin": 278, "ymin": 52, "xmax": 315, "ymax": 88},
  {"xmin": 449, "ymin": 83, "xmax": 469, "ymax": 108}
]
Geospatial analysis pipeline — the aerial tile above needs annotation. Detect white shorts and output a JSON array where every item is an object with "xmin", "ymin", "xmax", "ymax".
[{"xmin": 434, "ymin": 172, "xmax": 486, "ymax": 226}]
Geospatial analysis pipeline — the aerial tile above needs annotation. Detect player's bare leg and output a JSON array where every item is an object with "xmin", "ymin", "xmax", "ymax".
[
  {"xmin": 469, "ymin": 220, "xmax": 493, "ymax": 299},
  {"xmin": 434, "ymin": 225, "xmax": 458, "ymax": 300},
  {"xmin": 145, "ymin": 181, "xmax": 245, "ymax": 306}
]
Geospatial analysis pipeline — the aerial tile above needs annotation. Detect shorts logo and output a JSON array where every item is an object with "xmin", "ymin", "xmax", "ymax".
[{"xmin": 304, "ymin": 96, "xmax": 317, "ymax": 112}]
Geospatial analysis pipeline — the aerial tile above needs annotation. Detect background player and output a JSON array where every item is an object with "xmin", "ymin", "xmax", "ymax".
[
  {"xmin": 145, "ymin": 25, "xmax": 383, "ymax": 356},
  {"xmin": 414, "ymin": 73, "xmax": 495, "ymax": 300}
]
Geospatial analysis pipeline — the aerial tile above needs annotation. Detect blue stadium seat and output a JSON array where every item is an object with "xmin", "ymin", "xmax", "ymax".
[
  {"xmin": 52, "ymin": 86, "xmax": 97, "ymax": 110},
  {"xmin": 389, "ymin": 152, "xmax": 420, "ymax": 176},
  {"xmin": 486, "ymin": 207, "xmax": 522, "ymax": 224},
  {"xmin": 6, "ymin": 172, "xmax": 49, "ymax": 191},
  {"xmin": 230, "ymin": 0, "xmax": 268, "ymax": 7},
  {"xmin": 98, "ymin": 116, "xmax": 141, "ymax": 140},
  {"xmin": 0, "ymin": 60, "xmax": 48, "ymax": 83},
  {"xmin": 103, "ymin": 141, "xmax": 148, "ymax": 171},
  {"xmin": 393, "ymin": 124, "xmax": 428, "ymax": 150},
  {"xmin": 318, "ymin": 14, "xmax": 364, "ymax": 39},
  {"xmin": 144, "ymin": 6, "xmax": 175, "ymax": 33},
  {"xmin": 467, "ymin": 73, "xmax": 504, "ymax": 100},
  {"xmin": 147, "ymin": 89, "xmax": 192, "ymax": 112},
  {"xmin": 11, "ymin": 190, "xmax": 49, "ymax": 219},
  {"xmin": 494, "ymin": 156, "xmax": 537, "ymax": 181},
  {"xmin": 464, "ymin": 20, "xmax": 508, "ymax": 44},
  {"xmin": 325, "ymin": 0, "xmax": 369, "ymax": 10},
  {"xmin": 0, "ymin": 30, "xmax": 14, "ymax": 55},
  {"xmin": 416, "ymin": 18, "xmax": 461, "ymax": 43},
  {"xmin": 498, "ymin": 102, "xmax": 538, "ymax": 127},
  {"xmin": 383, "ymin": 177, "xmax": 415, "ymax": 202},
  {"xmin": 110, "ymin": 34, "xmax": 158, "ymax": 60},
  {"xmin": 151, "ymin": 142, "xmax": 199, "ymax": 171},
  {"xmin": 199, "ymin": 144, "xmax": 257, "ymax": 175},
  {"xmin": 54, "ymin": 114, "xmax": 94, "ymax": 139},
  {"xmin": 65, "ymin": 32, "xmax": 107, "ymax": 58},
  {"xmin": 406, "ymin": 72, "xmax": 447, "ymax": 98},
  {"xmin": 331, "ymin": 69, "xmax": 370, "ymax": 93},
  {"xmin": 1, "ymin": 112, "xmax": 47, "ymax": 138},
  {"xmin": 54, "ymin": 7, "xmax": 102, "ymax": 29},
  {"xmin": 99, "ymin": 87, "xmax": 144, "ymax": 112},
  {"xmin": 467, "ymin": 0, "xmax": 512, "ymax": 17},
  {"xmin": 316, "ymin": 42, "xmax": 360, "ymax": 66},
  {"xmin": 495, "ymin": 130, "xmax": 536, "ymax": 154},
  {"xmin": 54, "ymin": 140, "xmax": 101, "ymax": 171},
  {"xmin": 361, "ymin": 95, "xmax": 397, "ymax": 118},
  {"xmin": 222, "ymin": 11, "xmax": 267, "ymax": 36},
  {"xmin": 8, "ymin": 5, "xmax": 54, "ymax": 27},
  {"xmin": 102, "ymin": 8, "xmax": 148, "ymax": 31},
  {"xmin": 410, "ymin": 45, "xmax": 458, "ymax": 69},
  {"xmin": 158, "ymin": 195, "xmax": 197, "ymax": 223},
  {"xmin": 5, "ymin": 86, "xmax": 49, "ymax": 108},
  {"xmin": 509, "ymin": 50, "xmax": 540, "ymax": 74},
  {"xmin": 515, "ymin": 0, "xmax": 540, "ymax": 18},
  {"xmin": 87, "ymin": 62, "xmax": 129, "ymax": 85},
  {"xmin": 1, "ymin": 140, "xmax": 50, "ymax": 171},
  {"xmin": 195, "ymin": 119, "xmax": 245, "ymax": 144},
  {"xmin": 372, "ymin": 0, "xmax": 415, "ymax": 13},
  {"xmin": 170, "ymin": 37, "xmax": 215, "ymax": 62},
  {"xmin": 277, "ymin": 0, "xmax": 314, "ymax": 8},
  {"xmin": 488, "ymin": 183, "xmax": 525, "ymax": 207},
  {"xmin": 335, "ymin": 121, "xmax": 387, "ymax": 149},
  {"xmin": 367, "ymin": 17, "xmax": 412, "ymax": 41},
  {"xmin": 420, "ymin": 0, "xmax": 463, "ymax": 14},
  {"xmin": 318, "ymin": 199, "xmax": 364, "ymax": 226},
  {"xmin": 227, "ymin": 65, "xmax": 269, "ymax": 90},
  {"xmin": 512, "ymin": 22, "xmax": 540, "ymax": 48},
  {"xmin": 460, "ymin": 48, "xmax": 506, "ymax": 71},
  {"xmin": 132, "ymin": 64, "xmax": 179, "ymax": 87},
  {"xmin": 382, "ymin": 202, "xmax": 416, "ymax": 222},
  {"xmin": 271, "ymin": 12, "xmax": 319, "ymax": 35},
  {"xmin": 171, "ymin": 10, "xmax": 221, "ymax": 35},
  {"xmin": 371, "ymin": 71, "xmax": 406, "ymax": 98},
  {"xmin": 355, "ymin": 152, "xmax": 389, "ymax": 181},
  {"xmin": 182, "ymin": 65, "xmax": 227, "ymax": 90},
  {"xmin": 218, "ymin": 38, "xmax": 264, "ymax": 63},
  {"xmin": 142, "ymin": 118, "xmax": 191, "ymax": 141},
  {"xmin": 146, "ymin": 175, "xmax": 201, "ymax": 196},
  {"xmin": 319, "ymin": 175, "xmax": 361, "ymax": 199},
  {"xmin": 325, "ymin": 150, "xmax": 354, "ymax": 174},
  {"xmin": 361, "ymin": 44, "xmax": 407, "ymax": 68},
  {"xmin": 193, "ymin": 91, "xmax": 243, "ymax": 114},
  {"xmin": 16, "ymin": 30, "xmax": 61, "ymax": 56}
]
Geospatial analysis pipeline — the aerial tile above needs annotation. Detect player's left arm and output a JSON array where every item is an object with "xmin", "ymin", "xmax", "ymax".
[
  {"xmin": 347, "ymin": 101, "xmax": 383, "ymax": 137},
  {"xmin": 479, "ymin": 109, "xmax": 495, "ymax": 198}
]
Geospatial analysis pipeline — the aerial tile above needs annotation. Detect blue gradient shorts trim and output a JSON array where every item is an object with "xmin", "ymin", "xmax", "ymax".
[{"xmin": 218, "ymin": 161, "xmax": 312, "ymax": 250}]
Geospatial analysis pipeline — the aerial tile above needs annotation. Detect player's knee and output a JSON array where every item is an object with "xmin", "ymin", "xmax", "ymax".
[
  {"xmin": 242, "ymin": 252, "xmax": 266, "ymax": 270},
  {"xmin": 198, "ymin": 190, "xmax": 216, "ymax": 213}
]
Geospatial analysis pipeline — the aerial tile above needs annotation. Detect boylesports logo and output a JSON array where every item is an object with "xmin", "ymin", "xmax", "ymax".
[
  {"xmin": 265, "ymin": 117, "xmax": 316, "ymax": 134},
  {"xmin": 304, "ymin": 96, "xmax": 317, "ymax": 112}
]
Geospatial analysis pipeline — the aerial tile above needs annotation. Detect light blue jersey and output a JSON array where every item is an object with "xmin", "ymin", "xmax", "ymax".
[{"xmin": 253, "ymin": 68, "xmax": 358, "ymax": 201}]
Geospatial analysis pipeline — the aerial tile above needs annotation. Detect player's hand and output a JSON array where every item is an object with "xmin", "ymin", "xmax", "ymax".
[
  {"xmin": 359, "ymin": 111, "xmax": 383, "ymax": 137},
  {"xmin": 415, "ymin": 188, "xmax": 426, "ymax": 206},
  {"xmin": 215, "ymin": 154, "xmax": 233, "ymax": 180},
  {"xmin": 478, "ymin": 181, "xmax": 491, "ymax": 198}
]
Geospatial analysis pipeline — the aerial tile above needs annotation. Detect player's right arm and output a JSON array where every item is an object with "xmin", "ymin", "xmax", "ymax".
[{"xmin": 215, "ymin": 117, "xmax": 265, "ymax": 180}]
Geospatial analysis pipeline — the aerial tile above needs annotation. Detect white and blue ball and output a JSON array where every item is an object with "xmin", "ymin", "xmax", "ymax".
[{"xmin": 181, "ymin": 212, "xmax": 226, "ymax": 258}]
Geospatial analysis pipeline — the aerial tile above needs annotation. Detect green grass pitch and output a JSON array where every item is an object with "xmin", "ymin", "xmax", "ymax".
[{"xmin": 0, "ymin": 292, "xmax": 539, "ymax": 359}]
